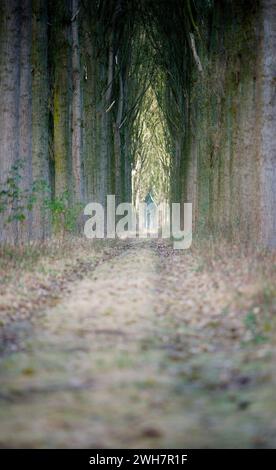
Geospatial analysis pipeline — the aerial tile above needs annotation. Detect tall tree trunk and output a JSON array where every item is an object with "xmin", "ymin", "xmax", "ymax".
[
  {"xmin": 31, "ymin": 0, "xmax": 50, "ymax": 239},
  {"xmin": 51, "ymin": 0, "xmax": 71, "ymax": 198},
  {"xmin": 18, "ymin": 0, "xmax": 32, "ymax": 242},
  {"xmin": 71, "ymin": 0, "xmax": 83, "ymax": 203},
  {"xmin": 124, "ymin": 127, "xmax": 132, "ymax": 202},
  {"xmin": 0, "ymin": 0, "xmax": 21, "ymax": 243},
  {"xmin": 99, "ymin": 40, "xmax": 114, "ymax": 207},
  {"xmin": 260, "ymin": 0, "xmax": 276, "ymax": 247},
  {"xmin": 81, "ymin": 8, "xmax": 97, "ymax": 202},
  {"xmin": 114, "ymin": 69, "xmax": 124, "ymax": 203}
]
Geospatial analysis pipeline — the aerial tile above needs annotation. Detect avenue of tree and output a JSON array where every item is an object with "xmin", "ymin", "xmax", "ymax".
[{"xmin": 0, "ymin": 0, "xmax": 275, "ymax": 247}]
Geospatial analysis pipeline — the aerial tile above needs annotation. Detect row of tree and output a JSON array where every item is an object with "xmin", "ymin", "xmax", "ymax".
[
  {"xmin": 0, "ymin": 0, "xmax": 155, "ymax": 242},
  {"xmin": 1, "ymin": 0, "xmax": 275, "ymax": 246}
]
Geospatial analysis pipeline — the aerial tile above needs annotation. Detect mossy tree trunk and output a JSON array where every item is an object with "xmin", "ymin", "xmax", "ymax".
[
  {"xmin": 0, "ymin": 0, "xmax": 21, "ymax": 243},
  {"xmin": 18, "ymin": 0, "xmax": 32, "ymax": 242},
  {"xmin": 50, "ymin": 0, "xmax": 72, "ymax": 199},
  {"xmin": 31, "ymin": 0, "xmax": 50, "ymax": 239},
  {"xmin": 71, "ymin": 0, "xmax": 83, "ymax": 203}
]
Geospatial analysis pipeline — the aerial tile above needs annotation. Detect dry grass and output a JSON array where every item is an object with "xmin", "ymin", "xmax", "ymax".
[
  {"xmin": 0, "ymin": 237, "xmax": 276, "ymax": 447},
  {"xmin": 0, "ymin": 236, "xmax": 124, "ymax": 329}
]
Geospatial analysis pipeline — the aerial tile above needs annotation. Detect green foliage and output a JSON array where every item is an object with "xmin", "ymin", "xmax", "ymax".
[
  {"xmin": 1, "ymin": 161, "xmax": 30, "ymax": 225},
  {"xmin": 0, "ymin": 162, "xmax": 51, "ymax": 228},
  {"xmin": 0, "ymin": 161, "xmax": 83, "ymax": 238},
  {"xmin": 44, "ymin": 191, "xmax": 83, "ymax": 236},
  {"xmin": 244, "ymin": 310, "xmax": 267, "ymax": 345}
]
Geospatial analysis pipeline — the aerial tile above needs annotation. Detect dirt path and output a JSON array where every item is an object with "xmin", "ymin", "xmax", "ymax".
[{"xmin": 0, "ymin": 240, "xmax": 276, "ymax": 448}]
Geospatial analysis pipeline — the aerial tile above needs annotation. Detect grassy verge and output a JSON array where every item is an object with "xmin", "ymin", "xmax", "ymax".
[{"xmin": 0, "ymin": 236, "xmax": 124, "ymax": 330}]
